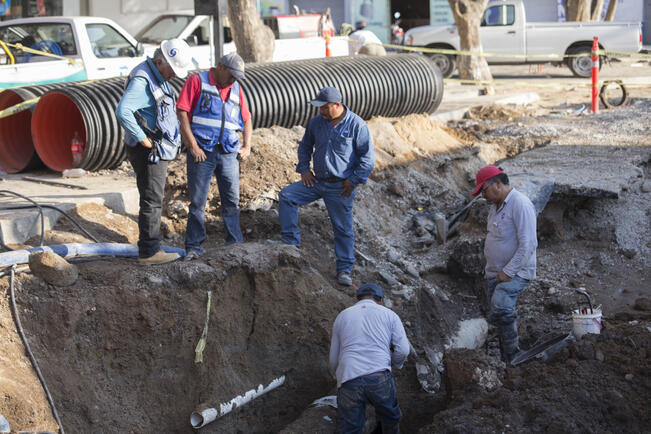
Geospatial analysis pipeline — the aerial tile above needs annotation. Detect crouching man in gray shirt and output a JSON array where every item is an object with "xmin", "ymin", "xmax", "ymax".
[
  {"xmin": 473, "ymin": 165, "xmax": 537, "ymax": 363},
  {"xmin": 329, "ymin": 283, "xmax": 410, "ymax": 433}
]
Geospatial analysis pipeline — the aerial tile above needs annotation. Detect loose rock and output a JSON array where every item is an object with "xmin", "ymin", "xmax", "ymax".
[{"xmin": 28, "ymin": 251, "xmax": 78, "ymax": 286}]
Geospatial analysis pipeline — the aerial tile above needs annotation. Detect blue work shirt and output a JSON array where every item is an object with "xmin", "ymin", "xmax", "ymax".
[
  {"xmin": 329, "ymin": 299, "xmax": 410, "ymax": 388},
  {"xmin": 296, "ymin": 106, "xmax": 375, "ymax": 186},
  {"xmin": 116, "ymin": 57, "xmax": 173, "ymax": 144}
]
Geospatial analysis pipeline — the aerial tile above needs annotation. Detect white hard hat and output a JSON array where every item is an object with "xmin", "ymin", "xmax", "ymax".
[{"xmin": 160, "ymin": 39, "xmax": 196, "ymax": 79}]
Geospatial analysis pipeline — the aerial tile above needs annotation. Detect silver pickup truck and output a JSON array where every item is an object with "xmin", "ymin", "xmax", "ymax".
[{"xmin": 404, "ymin": 0, "xmax": 643, "ymax": 78}]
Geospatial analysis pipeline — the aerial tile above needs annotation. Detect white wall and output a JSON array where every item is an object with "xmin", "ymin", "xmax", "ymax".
[{"xmin": 89, "ymin": 0, "xmax": 195, "ymax": 35}]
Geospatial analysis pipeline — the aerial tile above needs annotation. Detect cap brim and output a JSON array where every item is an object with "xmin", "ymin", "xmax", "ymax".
[
  {"xmin": 227, "ymin": 67, "xmax": 245, "ymax": 80},
  {"xmin": 472, "ymin": 182, "xmax": 483, "ymax": 196},
  {"xmin": 310, "ymin": 99, "xmax": 329, "ymax": 107}
]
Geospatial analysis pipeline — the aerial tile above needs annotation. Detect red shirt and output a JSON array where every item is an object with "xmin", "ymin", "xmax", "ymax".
[{"xmin": 177, "ymin": 68, "xmax": 251, "ymax": 123}]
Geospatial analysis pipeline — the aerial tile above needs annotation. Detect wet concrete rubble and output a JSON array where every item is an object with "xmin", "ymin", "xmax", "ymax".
[{"xmin": 1, "ymin": 101, "xmax": 650, "ymax": 433}]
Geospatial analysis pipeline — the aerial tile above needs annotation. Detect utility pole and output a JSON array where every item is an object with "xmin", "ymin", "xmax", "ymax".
[{"xmin": 195, "ymin": 0, "xmax": 223, "ymax": 66}]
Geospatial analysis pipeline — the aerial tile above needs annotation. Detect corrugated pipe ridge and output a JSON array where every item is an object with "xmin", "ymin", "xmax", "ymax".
[
  {"xmin": 22, "ymin": 54, "xmax": 442, "ymax": 172},
  {"xmin": 0, "ymin": 83, "xmax": 73, "ymax": 173}
]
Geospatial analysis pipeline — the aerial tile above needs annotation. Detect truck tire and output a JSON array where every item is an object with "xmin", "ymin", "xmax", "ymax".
[
  {"xmin": 427, "ymin": 52, "xmax": 456, "ymax": 78},
  {"xmin": 567, "ymin": 45, "xmax": 601, "ymax": 78}
]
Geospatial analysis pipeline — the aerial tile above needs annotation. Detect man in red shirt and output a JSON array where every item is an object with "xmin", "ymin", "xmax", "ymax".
[{"xmin": 177, "ymin": 53, "xmax": 252, "ymax": 259}]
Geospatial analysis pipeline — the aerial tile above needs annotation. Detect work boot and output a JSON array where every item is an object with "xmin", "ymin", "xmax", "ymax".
[
  {"xmin": 337, "ymin": 272, "xmax": 353, "ymax": 286},
  {"xmin": 499, "ymin": 321, "xmax": 520, "ymax": 364},
  {"xmin": 184, "ymin": 250, "xmax": 201, "ymax": 261},
  {"xmin": 138, "ymin": 250, "xmax": 180, "ymax": 265}
]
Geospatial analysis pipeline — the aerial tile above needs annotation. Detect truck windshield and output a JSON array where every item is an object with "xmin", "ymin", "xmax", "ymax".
[
  {"xmin": 0, "ymin": 22, "xmax": 77, "ymax": 64},
  {"xmin": 137, "ymin": 15, "xmax": 194, "ymax": 43}
]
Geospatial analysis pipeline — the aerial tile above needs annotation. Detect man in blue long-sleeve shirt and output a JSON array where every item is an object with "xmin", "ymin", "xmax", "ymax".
[
  {"xmin": 330, "ymin": 283, "xmax": 410, "ymax": 433},
  {"xmin": 473, "ymin": 165, "xmax": 537, "ymax": 363},
  {"xmin": 278, "ymin": 87, "xmax": 375, "ymax": 286}
]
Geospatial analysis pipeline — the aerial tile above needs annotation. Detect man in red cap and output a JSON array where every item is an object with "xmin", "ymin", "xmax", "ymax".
[{"xmin": 473, "ymin": 165, "xmax": 537, "ymax": 363}]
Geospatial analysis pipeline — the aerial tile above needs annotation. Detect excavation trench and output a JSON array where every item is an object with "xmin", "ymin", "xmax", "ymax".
[{"xmin": 2, "ymin": 103, "xmax": 650, "ymax": 433}]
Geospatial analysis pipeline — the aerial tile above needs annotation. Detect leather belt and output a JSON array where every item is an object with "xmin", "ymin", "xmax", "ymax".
[{"xmin": 318, "ymin": 176, "xmax": 345, "ymax": 183}]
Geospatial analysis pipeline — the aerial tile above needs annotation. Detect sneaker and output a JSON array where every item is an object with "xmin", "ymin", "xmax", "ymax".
[
  {"xmin": 337, "ymin": 272, "xmax": 352, "ymax": 286},
  {"xmin": 184, "ymin": 250, "xmax": 201, "ymax": 261},
  {"xmin": 266, "ymin": 239, "xmax": 285, "ymax": 245},
  {"xmin": 138, "ymin": 250, "xmax": 180, "ymax": 265}
]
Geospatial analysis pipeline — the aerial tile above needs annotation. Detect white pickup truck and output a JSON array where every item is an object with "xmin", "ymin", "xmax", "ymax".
[
  {"xmin": 0, "ymin": 16, "xmax": 145, "ymax": 89},
  {"xmin": 404, "ymin": 0, "xmax": 643, "ymax": 78},
  {"xmin": 136, "ymin": 11, "xmax": 349, "ymax": 69}
]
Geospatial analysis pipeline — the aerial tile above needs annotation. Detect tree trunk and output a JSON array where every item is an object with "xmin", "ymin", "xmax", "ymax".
[
  {"xmin": 590, "ymin": 0, "xmax": 604, "ymax": 21},
  {"xmin": 604, "ymin": 0, "xmax": 617, "ymax": 21},
  {"xmin": 564, "ymin": 0, "xmax": 591, "ymax": 21},
  {"xmin": 448, "ymin": 0, "xmax": 493, "ymax": 83},
  {"xmin": 227, "ymin": 0, "xmax": 274, "ymax": 63}
]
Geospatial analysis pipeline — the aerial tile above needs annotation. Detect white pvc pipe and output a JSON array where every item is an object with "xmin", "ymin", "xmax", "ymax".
[{"xmin": 191, "ymin": 376, "xmax": 286, "ymax": 429}]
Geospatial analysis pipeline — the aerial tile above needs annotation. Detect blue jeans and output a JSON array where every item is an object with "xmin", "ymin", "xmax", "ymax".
[
  {"xmin": 278, "ymin": 180, "xmax": 356, "ymax": 273},
  {"xmin": 186, "ymin": 148, "xmax": 243, "ymax": 254},
  {"xmin": 337, "ymin": 372, "xmax": 401, "ymax": 434},
  {"xmin": 487, "ymin": 276, "xmax": 529, "ymax": 351}
]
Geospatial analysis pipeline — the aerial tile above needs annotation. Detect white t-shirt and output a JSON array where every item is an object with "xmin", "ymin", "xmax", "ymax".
[{"xmin": 348, "ymin": 30, "xmax": 383, "ymax": 55}]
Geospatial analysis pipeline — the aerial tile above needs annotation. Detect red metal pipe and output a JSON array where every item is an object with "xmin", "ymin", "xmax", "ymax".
[
  {"xmin": 31, "ymin": 92, "xmax": 87, "ymax": 172},
  {"xmin": 591, "ymin": 36, "xmax": 599, "ymax": 114},
  {"xmin": 0, "ymin": 90, "xmax": 42, "ymax": 173}
]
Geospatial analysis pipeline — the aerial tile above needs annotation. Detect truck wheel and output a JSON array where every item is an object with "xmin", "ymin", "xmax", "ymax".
[
  {"xmin": 568, "ymin": 46, "xmax": 601, "ymax": 78},
  {"xmin": 427, "ymin": 53, "xmax": 456, "ymax": 78}
]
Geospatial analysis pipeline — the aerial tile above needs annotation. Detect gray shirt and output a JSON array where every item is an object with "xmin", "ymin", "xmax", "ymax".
[
  {"xmin": 484, "ymin": 188, "xmax": 537, "ymax": 280},
  {"xmin": 329, "ymin": 299, "xmax": 410, "ymax": 388}
]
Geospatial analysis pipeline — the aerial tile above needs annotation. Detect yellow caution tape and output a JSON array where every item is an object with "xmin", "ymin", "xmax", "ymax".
[
  {"xmin": 0, "ymin": 97, "xmax": 39, "ymax": 119},
  {"xmin": 194, "ymin": 290, "xmax": 213, "ymax": 364},
  {"xmin": 0, "ymin": 40, "xmax": 14, "ymax": 64},
  {"xmin": 2, "ymin": 40, "xmax": 78, "ymax": 65},
  {"xmin": 351, "ymin": 38, "xmax": 651, "ymax": 60}
]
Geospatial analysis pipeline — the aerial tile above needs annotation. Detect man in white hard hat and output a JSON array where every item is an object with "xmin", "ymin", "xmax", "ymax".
[{"xmin": 116, "ymin": 39, "xmax": 196, "ymax": 264}]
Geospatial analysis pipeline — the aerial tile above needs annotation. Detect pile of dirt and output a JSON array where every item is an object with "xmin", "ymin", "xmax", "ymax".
[{"xmin": 464, "ymin": 103, "xmax": 539, "ymax": 121}]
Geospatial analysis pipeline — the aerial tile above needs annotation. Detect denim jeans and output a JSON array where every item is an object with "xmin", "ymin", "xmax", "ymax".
[
  {"xmin": 278, "ymin": 180, "xmax": 356, "ymax": 273},
  {"xmin": 337, "ymin": 372, "xmax": 401, "ymax": 434},
  {"xmin": 186, "ymin": 148, "xmax": 243, "ymax": 254},
  {"xmin": 126, "ymin": 145, "xmax": 169, "ymax": 258},
  {"xmin": 486, "ymin": 275, "xmax": 529, "ymax": 351}
]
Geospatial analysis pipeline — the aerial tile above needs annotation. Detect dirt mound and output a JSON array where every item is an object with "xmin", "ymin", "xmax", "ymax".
[
  {"xmin": 421, "ymin": 322, "xmax": 650, "ymax": 433},
  {"xmin": 465, "ymin": 103, "xmax": 537, "ymax": 121}
]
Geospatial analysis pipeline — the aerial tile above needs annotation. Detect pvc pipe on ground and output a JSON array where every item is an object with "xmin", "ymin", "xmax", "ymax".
[
  {"xmin": 190, "ymin": 376, "xmax": 286, "ymax": 429},
  {"xmin": 0, "ymin": 242, "xmax": 185, "ymax": 268}
]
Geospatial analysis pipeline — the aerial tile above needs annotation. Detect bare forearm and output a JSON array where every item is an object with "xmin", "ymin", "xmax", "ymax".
[
  {"xmin": 242, "ymin": 119, "xmax": 252, "ymax": 149},
  {"xmin": 177, "ymin": 110, "xmax": 197, "ymax": 149}
]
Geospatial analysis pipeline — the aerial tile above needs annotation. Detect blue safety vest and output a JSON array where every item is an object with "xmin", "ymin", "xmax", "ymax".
[
  {"xmin": 191, "ymin": 71, "xmax": 244, "ymax": 153},
  {"xmin": 124, "ymin": 59, "xmax": 181, "ymax": 161}
]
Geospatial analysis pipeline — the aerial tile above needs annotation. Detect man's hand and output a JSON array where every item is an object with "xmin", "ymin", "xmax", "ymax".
[
  {"xmin": 189, "ymin": 144, "xmax": 207, "ymax": 163},
  {"xmin": 339, "ymin": 179, "xmax": 355, "ymax": 197},
  {"xmin": 237, "ymin": 145, "xmax": 251, "ymax": 161},
  {"xmin": 497, "ymin": 271, "xmax": 512, "ymax": 282},
  {"xmin": 140, "ymin": 137, "xmax": 153, "ymax": 149},
  {"xmin": 301, "ymin": 171, "xmax": 318, "ymax": 187}
]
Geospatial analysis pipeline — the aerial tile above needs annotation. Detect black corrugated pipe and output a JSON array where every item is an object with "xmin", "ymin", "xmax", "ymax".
[
  {"xmin": 26, "ymin": 54, "xmax": 442, "ymax": 172},
  {"xmin": 30, "ymin": 77, "xmax": 126, "ymax": 172}
]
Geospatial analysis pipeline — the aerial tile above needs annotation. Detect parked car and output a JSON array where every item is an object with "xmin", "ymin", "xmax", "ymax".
[
  {"xmin": 403, "ymin": 0, "xmax": 643, "ymax": 78},
  {"xmin": 0, "ymin": 16, "xmax": 144, "ymax": 89},
  {"xmin": 136, "ymin": 11, "xmax": 348, "ymax": 69}
]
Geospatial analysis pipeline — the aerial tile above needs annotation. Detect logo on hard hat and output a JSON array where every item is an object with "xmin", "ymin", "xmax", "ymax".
[{"xmin": 169, "ymin": 48, "xmax": 177, "ymax": 57}]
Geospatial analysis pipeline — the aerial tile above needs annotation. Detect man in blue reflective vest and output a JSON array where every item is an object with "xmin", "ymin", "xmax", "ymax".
[
  {"xmin": 116, "ymin": 39, "xmax": 194, "ymax": 264},
  {"xmin": 177, "ymin": 53, "xmax": 252, "ymax": 259},
  {"xmin": 277, "ymin": 87, "xmax": 375, "ymax": 286}
]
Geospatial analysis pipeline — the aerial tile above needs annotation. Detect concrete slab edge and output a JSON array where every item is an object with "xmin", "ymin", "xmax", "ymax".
[{"xmin": 430, "ymin": 92, "xmax": 541, "ymax": 122}]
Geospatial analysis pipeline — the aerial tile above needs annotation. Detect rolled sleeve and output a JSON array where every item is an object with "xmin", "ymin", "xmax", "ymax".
[
  {"xmin": 348, "ymin": 124, "xmax": 375, "ymax": 185},
  {"xmin": 115, "ymin": 77, "xmax": 149, "ymax": 143}
]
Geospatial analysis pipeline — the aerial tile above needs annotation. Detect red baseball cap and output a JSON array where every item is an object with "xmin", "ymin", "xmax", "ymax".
[{"xmin": 472, "ymin": 165, "xmax": 505, "ymax": 196}]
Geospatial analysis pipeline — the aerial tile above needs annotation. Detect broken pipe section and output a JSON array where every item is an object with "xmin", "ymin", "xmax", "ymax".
[{"xmin": 190, "ymin": 376, "xmax": 286, "ymax": 429}]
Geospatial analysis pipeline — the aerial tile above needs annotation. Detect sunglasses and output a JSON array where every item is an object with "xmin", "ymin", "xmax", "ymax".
[{"xmin": 480, "ymin": 182, "xmax": 492, "ymax": 194}]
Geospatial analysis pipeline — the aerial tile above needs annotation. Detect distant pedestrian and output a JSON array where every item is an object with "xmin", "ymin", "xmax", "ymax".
[
  {"xmin": 277, "ymin": 86, "xmax": 375, "ymax": 286},
  {"xmin": 473, "ymin": 165, "xmax": 537, "ymax": 363},
  {"xmin": 116, "ymin": 39, "xmax": 194, "ymax": 264},
  {"xmin": 329, "ymin": 283, "xmax": 410, "ymax": 433},
  {"xmin": 177, "ymin": 52, "xmax": 253, "ymax": 260},
  {"xmin": 348, "ymin": 21, "xmax": 386, "ymax": 56}
]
